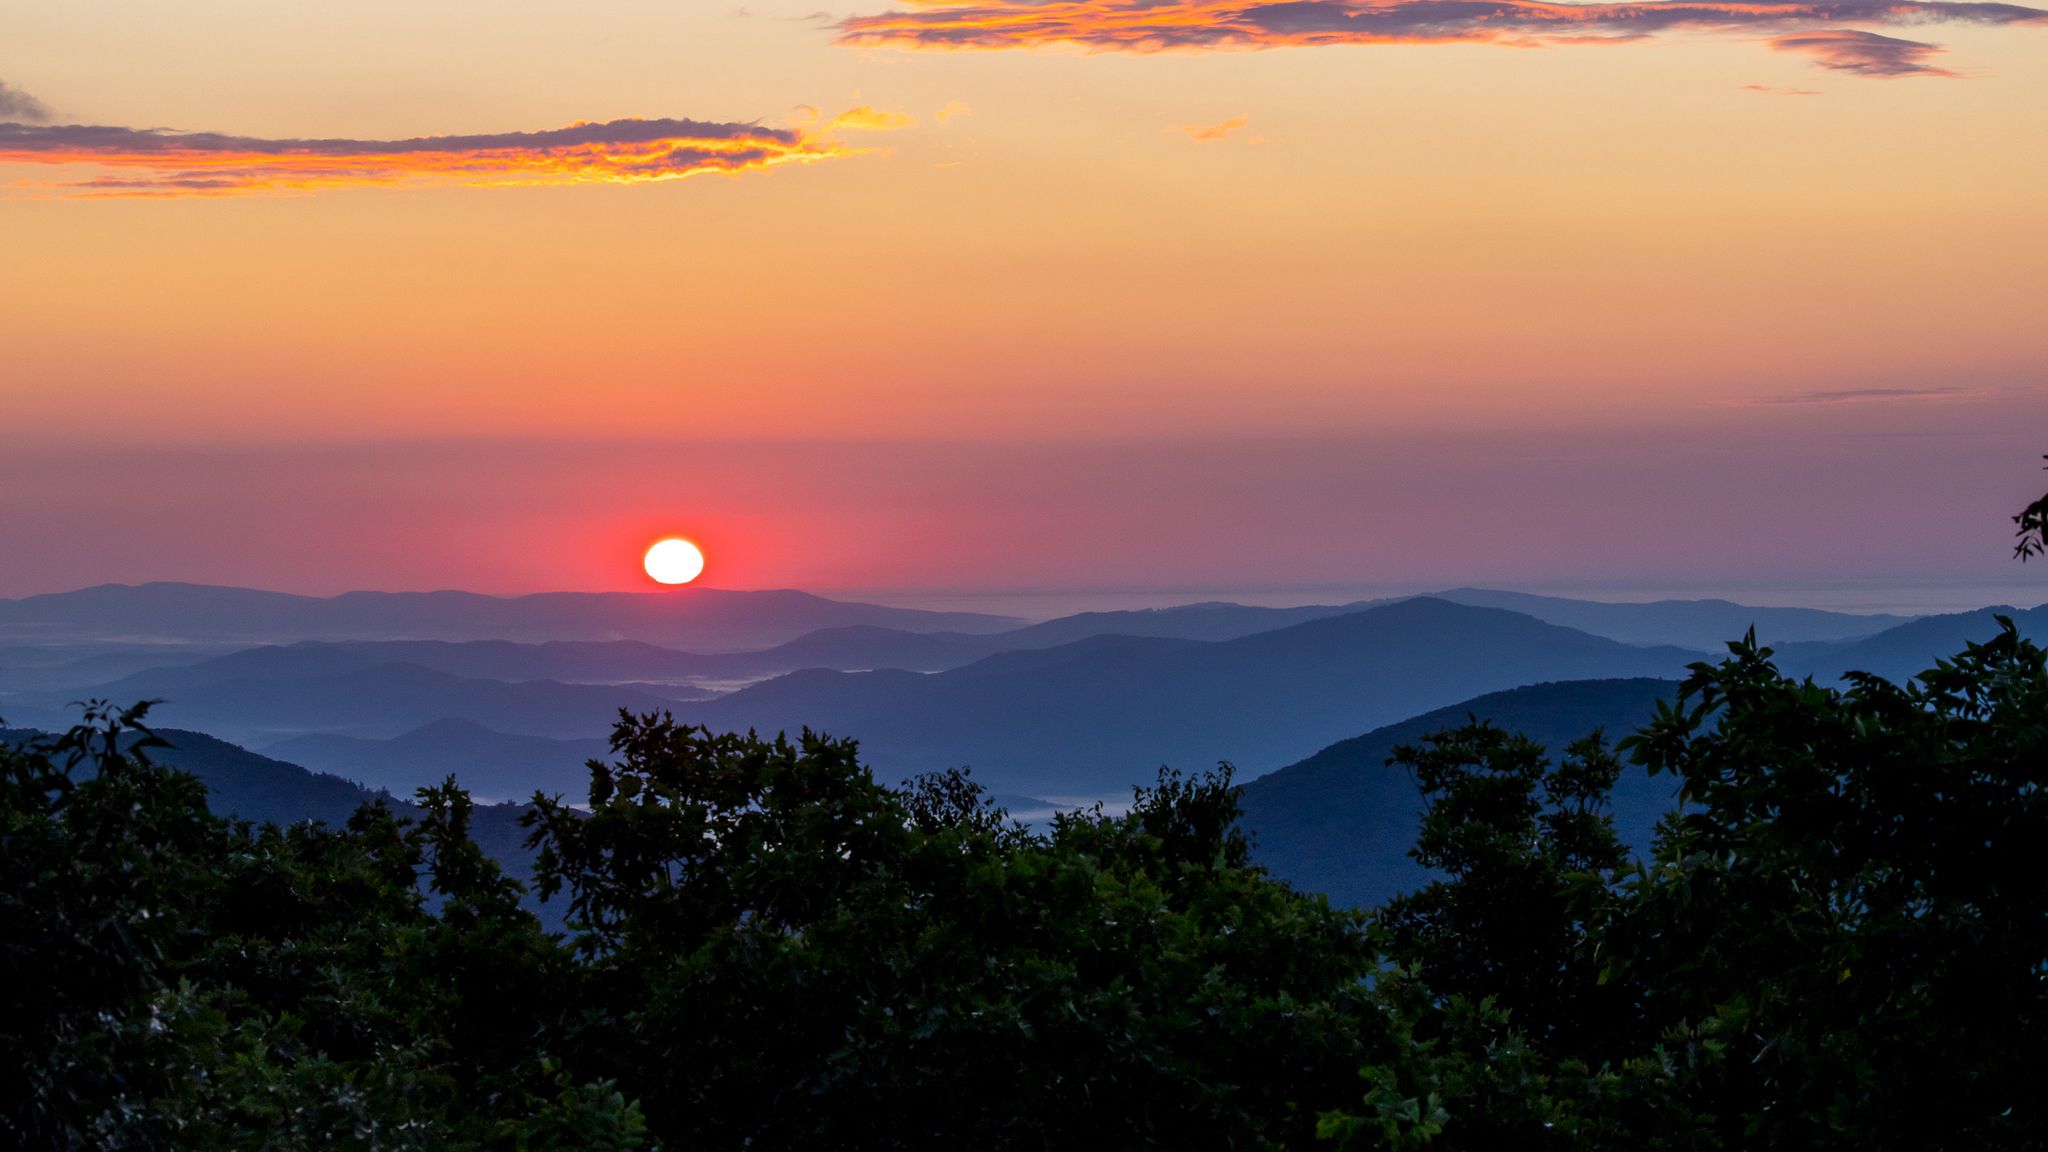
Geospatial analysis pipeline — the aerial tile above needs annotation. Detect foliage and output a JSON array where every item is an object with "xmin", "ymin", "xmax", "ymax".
[
  {"xmin": 2017, "ymin": 454, "xmax": 2048, "ymax": 560},
  {"xmin": 1610, "ymin": 621, "xmax": 2048, "ymax": 1149},
  {"xmin": 525, "ymin": 715, "xmax": 1382, "ymax": 1147},
  {"xmin": 1, "ymin": 703, "xmax": 582, "ymax": 1150},
  {"xmin": 1377, "ymin": 725, "xmax": 1630, "ymax": 1058}
]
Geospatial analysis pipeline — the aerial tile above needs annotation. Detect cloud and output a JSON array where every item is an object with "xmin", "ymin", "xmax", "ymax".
[
  {"xmin": 1173, "ymin": 115, "xmax": 1251, "ymax": 140},
  {"xmin": 0, "ymin": 80, "xmax": 52, "ymax": 124},
  {"xmin": 1741, "ymin": 82, "xmax": 1823, "ymax": 93},
  {"xmin": 1769, "ymin": 28, "xmax": 1957, "ymax": 74},
  {"xmin": 1743, "ymin": 386, "xmax": 1966, "ymax": 405},
  {"xmin": 937, "ymin": 98, "xmax": 974, "ymax": 122},
  {"xmin": 823, "ymin": 105, "xmax": 917, "ymax": 130},
  {"xmin": 0, "ymin": 114, "xmax": 855, "ymax": 198},
  {"xmin": 837, "ymin": 0, "xmax": 2045, "ymax": 76}
]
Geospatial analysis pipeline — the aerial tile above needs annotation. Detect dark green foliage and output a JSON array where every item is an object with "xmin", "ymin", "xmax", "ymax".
[
  {"xmin": 2017, "ymin": 455, "xmax": 2048, "ymax": 560},
  {"xmin": 526, "ymin": 714, "xmax": 1381, "ymax": 1147},
  {"xmin": 2, "ymin": 703, "xmax": 218, "ymax": 1149},
  {"xmin": 1, "ymin": 703, "xmax": 588, "ymax": 1150},
  {"xmin": 1610, "ymin": 622, "xmax": 2048, "ymax": 1149},
  {"xmin": 1377, "ymin": 726, "xmax": 1630, "ymax": 1059}
]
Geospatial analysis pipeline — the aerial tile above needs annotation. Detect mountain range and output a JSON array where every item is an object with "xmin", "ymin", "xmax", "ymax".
[
  {"xmin": 22, "ymin": 598, "xmax": 1703, "ymax": 799},
  {"xmin": 6, "ymin": 660, "xmax": 706, "ymax": 748},
  {"xmin": 1776, "ymin": 604, "xmax": 2048, "ymax": 685},
  {"xmin": 1428, "ymin": 588, "xmax": 1912, "ymax": 649},
  {"xmin": 0, "ymin": 581, "xmax": 1927, "ymax": 671},
  {"xmin": 266, "ymin": 719, "xmax": 612, "ymax": 804},
  {"xmin": 666, "ymin": 598, "xmax": 1701, "ymax": 795},
  {"xmin": 0, "ymin": 582, "xmax": 1021, "ymax": 649},
  {"xmin": 12, "ymin": 585, "xmax": 2039, "ymax": 803}
]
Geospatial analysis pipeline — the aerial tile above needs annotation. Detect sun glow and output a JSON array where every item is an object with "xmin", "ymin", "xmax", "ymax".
[{"xmin": 643, "ymin": 537, "xmax": 706, "ymax": 586}]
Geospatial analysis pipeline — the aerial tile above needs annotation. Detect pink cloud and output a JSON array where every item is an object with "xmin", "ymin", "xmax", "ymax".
[
  {"xmin": 839, "ymin": 0, "xmax": 2044, "ymax": 76},
  {"xmin": 1769, "ymin": 28, "xmax": 1958, "ymax": 75},
  {"xmin": 0, "ymin": 114, "xmax": 855, "ymax": 198}
]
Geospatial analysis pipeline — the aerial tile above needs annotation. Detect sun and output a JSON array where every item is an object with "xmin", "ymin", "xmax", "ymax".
[{"xmin": 643, "ymin": 537, "xmax": 705, "ymax": 586}]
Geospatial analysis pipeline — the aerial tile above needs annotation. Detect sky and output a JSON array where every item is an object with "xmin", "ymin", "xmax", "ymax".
[{"xmin": 2, "ymin": 0, "xmax": 2045, "ymax": 611}]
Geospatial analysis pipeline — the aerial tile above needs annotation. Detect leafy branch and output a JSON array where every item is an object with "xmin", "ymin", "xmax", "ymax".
[{"xmin": 2015, "ymin": 455, "xmax": 2048, "ymax": 561}]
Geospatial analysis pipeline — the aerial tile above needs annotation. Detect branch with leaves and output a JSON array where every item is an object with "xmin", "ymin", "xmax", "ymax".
[{"xmin": 2016, "ymin": 455, "xmax": 2048, "ymax": 561}]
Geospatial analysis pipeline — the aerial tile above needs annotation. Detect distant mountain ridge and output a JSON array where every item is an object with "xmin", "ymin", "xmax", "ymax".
[
  {"xmin": 1776, "ymin": 604, "xmax": 2048, "ymax": 685},
  {"xmin": 220, "ymin": 602, "xmax": 2031, "ymax": 832},
  {"xmin": 1430, "ymin": 588, "xmax": 1914, "ymax": 649},
  {"xmin": 669, "ymin": 598, "xmax": 1703, "ymax": 795},
  {"xmin": 11, "ymin": 582, "xmax": 2020, "ymax": 810},
  {"xmin": 2, "ymin": 725, "xmax": 408, "ymax": 831},
  {"xmin": 11, "ymin": 661, "xmax": 706, "ymax": 747},
  {"xmin": 25, "ymin": 598, "xmax": 1735, "ymax": 797},
  {"xmin": 2, "ymin": 582, "xmax": 1937, "ymax": 703},
  {"xmin": 986, "ymin": 601, "xmax": 1379, "ymax": 647},
  {"xmin": 266, "ymin": 719, "xmax": 611, "ymax": 804},
  {"xmin": 0, "ymin": 581, "xmax": 1022, "ymax": 649}
]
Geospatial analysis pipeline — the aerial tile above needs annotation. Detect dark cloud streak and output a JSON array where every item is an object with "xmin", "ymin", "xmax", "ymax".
[
  {"xmin": 1769, "ymin": 28, "xmax": 1958, "ymax": 74},
  {"xmin": 1749, "ymin": 386, "xmax": 1966, "ymax": 405},
  {"xmin": 838, "ymin": 0, "xmax": 2046, "ymax": 76},
  {"xmin": 0, "ymin": 115, "xmax": 852, "ymax": 197},
  {"xmin": 0, "ymin": 79, "xmax": 53, "ymax": 123}
]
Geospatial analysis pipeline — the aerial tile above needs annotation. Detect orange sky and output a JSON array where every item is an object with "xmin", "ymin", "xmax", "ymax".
[{"xmin": 2, "ymin": 0, "xmax": 2045, "ymax": 605}]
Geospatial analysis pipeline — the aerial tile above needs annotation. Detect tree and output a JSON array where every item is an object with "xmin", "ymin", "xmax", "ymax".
[
  {"xmin": 525, "ymin": 712, "xmax": 1388, "ymax": 1147},
  {"xmin": 1, "ymin": 703, "xmax": 218, "ymax": 1149},
  {"xmin": 0, "ymin": 702, "xmax": 619, "ymax": 1151},
  {"xmin": 1377, "ymin": 725, "xmax": 1630, "ymax": 1057},
  {"xmin": 2016, "ymin": 454, "xmax": 2048, "ymax": 560},
  {"xmin": 1612, "ymin": 622, "xmax": 2048, "ymax": 1150},
  {"xmin": 1325, "ymin": 727, "xmax": 1637, "ymax": 1151}
]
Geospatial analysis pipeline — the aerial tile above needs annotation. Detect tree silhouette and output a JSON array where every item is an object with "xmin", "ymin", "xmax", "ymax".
[{"xmin": 2017, "ymin": 455, "xmax": 2048, "ymax": 560}]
